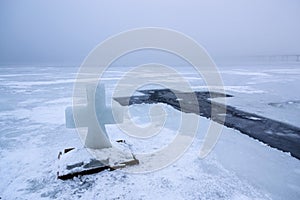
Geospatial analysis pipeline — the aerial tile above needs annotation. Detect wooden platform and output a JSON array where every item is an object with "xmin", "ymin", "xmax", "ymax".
[{"xmin": 57, "ymin": 141, "xmax": 139, "ymax": 180}]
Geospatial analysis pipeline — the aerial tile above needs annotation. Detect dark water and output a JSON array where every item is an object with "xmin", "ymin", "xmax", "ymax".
[{"xmin": 115, "ymin": 88, "xmax": 300, "ymax": 160}]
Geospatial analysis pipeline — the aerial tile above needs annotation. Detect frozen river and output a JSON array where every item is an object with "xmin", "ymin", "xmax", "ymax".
[{"xmin": 0, "ymin": 63, "xmax": 300, "ymax": 199}]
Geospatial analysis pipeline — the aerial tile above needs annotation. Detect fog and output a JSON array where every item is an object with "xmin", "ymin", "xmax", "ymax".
[{"xmin": 0, "ymin": 0, "xmax": 299, "ymax": 64}]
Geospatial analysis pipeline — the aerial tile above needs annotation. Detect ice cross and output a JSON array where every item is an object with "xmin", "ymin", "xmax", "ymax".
[{"xmin": 65, "ymin": 84, "xmax": 122, "ymax": 149}]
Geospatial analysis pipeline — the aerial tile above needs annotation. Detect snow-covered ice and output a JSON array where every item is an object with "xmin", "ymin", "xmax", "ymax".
[{"xmin": 0, "ymin": 63, "xmax": 300, "ymax": 199}]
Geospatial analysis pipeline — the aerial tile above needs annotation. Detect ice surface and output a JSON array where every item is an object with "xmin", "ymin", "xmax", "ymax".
[{"xmin": 0, "ymin": 64, "xmax": 299, "ymax": 199}]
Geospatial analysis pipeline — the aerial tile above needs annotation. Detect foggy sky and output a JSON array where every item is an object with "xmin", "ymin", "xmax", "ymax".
[{"xmin": 0, "ymin": 0, "xmax": 299, "ymax": 64}]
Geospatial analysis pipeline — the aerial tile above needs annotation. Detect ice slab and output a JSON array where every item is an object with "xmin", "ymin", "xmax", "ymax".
[{"xmin": 65, "ymin": 83, "xmax": 123, "ymax": 149}]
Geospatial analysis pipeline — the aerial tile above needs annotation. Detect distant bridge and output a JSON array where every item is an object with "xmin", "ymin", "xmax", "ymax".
[{"xmin": 248, "ymin": 55, "xmax": 300, "ymax": 62}]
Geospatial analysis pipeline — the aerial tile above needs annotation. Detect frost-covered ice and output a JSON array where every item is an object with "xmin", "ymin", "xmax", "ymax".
[{"xmin": 0, "ymin": 64, "xmax": 300, "ymax": 199}]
